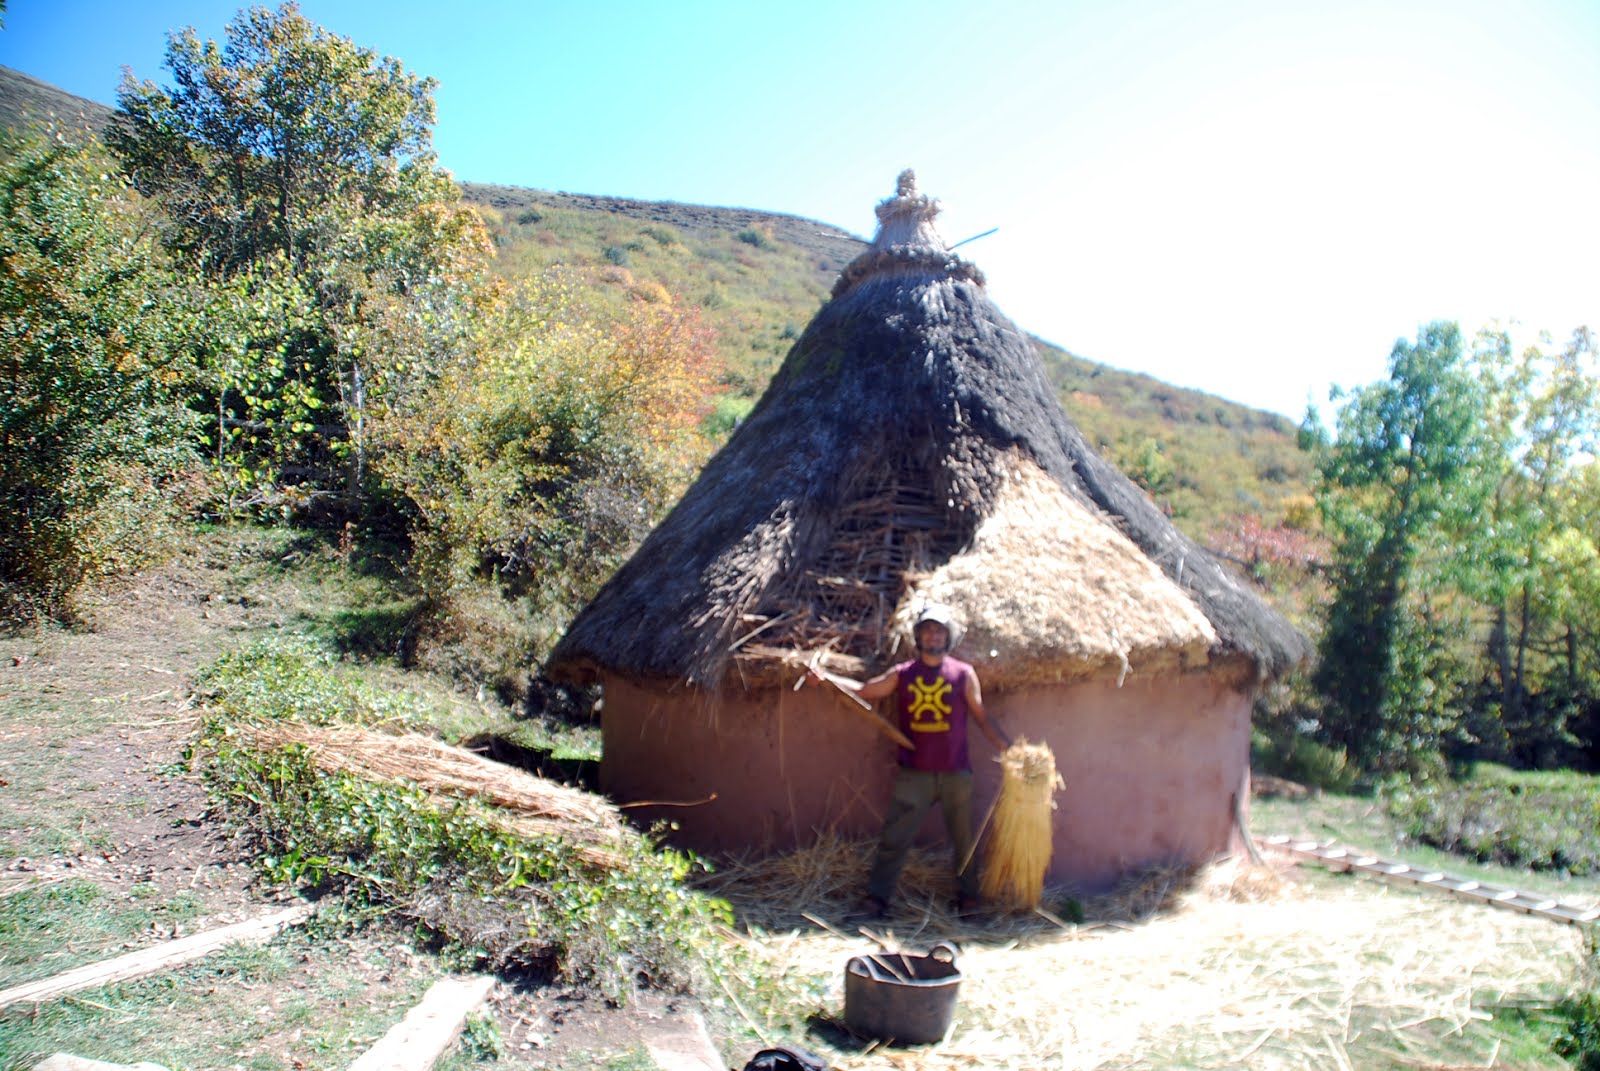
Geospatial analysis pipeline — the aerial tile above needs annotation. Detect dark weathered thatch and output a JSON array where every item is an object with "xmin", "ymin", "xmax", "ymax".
[{"xmin": 547, "ymin": 172, "xmax": 1309, "ymax": 691}]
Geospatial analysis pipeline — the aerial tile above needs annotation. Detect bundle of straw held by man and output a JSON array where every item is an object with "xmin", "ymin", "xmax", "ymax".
[{"xmin": 981, "ymin": 738, "xmax": 1064, "ymax": 910}]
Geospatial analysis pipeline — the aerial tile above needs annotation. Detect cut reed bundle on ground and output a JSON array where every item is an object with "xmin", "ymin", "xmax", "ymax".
[
  {"xmin": 981, "ymin": 739, "xmax": 1063, "ymax": 910},
  {"xmin": 241, "ymin": 721, "xmax": 625, "ymax": 863}
]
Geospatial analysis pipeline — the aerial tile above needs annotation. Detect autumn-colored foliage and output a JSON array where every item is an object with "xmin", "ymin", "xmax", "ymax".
[
  {"xmin": 363, "ymin": 270, "xmax": 722, "ymax": 640},
  {"xmin": 1216, "ymin": 515, "xmax": 1324, "ymax": 577}
]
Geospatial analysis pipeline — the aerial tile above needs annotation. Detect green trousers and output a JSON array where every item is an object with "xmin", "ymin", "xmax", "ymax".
[{"xmin": 867, "ymin": 767, "xmax": 978, "ymax": 903}]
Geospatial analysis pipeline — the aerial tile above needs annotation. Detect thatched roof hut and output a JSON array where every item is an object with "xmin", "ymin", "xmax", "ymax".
[{"xmin": 547, "ymin": 171, "xmax": 1308, "ymax": 891}]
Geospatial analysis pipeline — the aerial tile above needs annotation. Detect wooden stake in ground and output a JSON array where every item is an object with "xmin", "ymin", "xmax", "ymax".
[{"xmin": 981, "ymin": 739, "xmax": 1063, "ymax": 910}]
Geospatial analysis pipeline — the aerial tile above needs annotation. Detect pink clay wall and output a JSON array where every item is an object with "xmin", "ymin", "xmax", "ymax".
[{"xmin": 599, "ymin": 671, "xmax": 1252, "ymax": 892}]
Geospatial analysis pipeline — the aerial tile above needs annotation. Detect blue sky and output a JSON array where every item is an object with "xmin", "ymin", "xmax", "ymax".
[{"xmin": 4, "ymin": 0, "xmax": 1597, "ymax": 418}]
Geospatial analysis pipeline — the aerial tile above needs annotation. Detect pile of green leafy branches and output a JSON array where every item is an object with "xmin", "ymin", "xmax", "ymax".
[
  {"xmin": 189, "ymin": 637, "xmax": 731, "ymax": 996},
  {"xmin": 1556, "ymin": 990, "xmax": 1600, "ymax": 1070},
  {"xmin": 1386, "ymin": 767, "xmax": 1600, "ymax": 875}
]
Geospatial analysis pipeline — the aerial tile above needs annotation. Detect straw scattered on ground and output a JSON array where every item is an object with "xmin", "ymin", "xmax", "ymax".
[{"xmin": 701, "ymin": 836, "xmax": 1592, "ymax": 1070}]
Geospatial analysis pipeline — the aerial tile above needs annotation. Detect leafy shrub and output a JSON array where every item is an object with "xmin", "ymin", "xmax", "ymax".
[
  {"xmin": 364, "ymin": 270, "xmax": 720, "ymax": 641},
  {"xmin": 1251, "ymin": 726, "xmax": 1357, "ymax": 793},
  {"xmin": 1385, "ymin": 771, "xmax": 1600, "ymax": 874},
  {"xmin": 603, "ymin": 245, "xmax": 630, "ymax": 266},
  {"xmin": 0, "ymin": 133, "xmax": 201, "ymax": 620},
  {"xmin": 1555, "ymin": 991, "xmax": 1600, "ymax": 1070},
  {"xmin": 734, "ymin": 227, "xmax": 773, "ymax": 250},
  {"xmin": 190, "ymin": 639, "xmax": 732, "ymax": 995},
  {"xmin": 629, "ymin": 280, "xmax": 672, "ymax": 305},
  {"xmin": 641, "ymin": 225, "xmax": 679, "ymax": 247}
]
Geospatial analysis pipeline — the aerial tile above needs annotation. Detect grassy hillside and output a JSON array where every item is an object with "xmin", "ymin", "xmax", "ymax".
[
  {"xmin": 2, "ymin": 65, "xmax": 1312, "ymax": 536},
  {"xmin": 461, "ymin": 182, "xmax": 855, "ymax": 398},
  {"xmin": 0, "ymin": 65, "xmax": 113, "ymax": 136},
  {"xmin": 1038, "ymin": 341, "xmax": 1314, "ymax": 530},
  {"xmin": 459, "ymin": 183, "xmax": 1312, "ymax": 536}
]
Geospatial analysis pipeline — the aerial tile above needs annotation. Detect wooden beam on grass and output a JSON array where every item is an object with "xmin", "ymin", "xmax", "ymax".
[
  {"xmin": 0, "ymin": 903, "xmax": 313, "ymax": 1010},
  {"xmin": 346, "ymin": 974, "xmax": 497, "ymax": 1071}
]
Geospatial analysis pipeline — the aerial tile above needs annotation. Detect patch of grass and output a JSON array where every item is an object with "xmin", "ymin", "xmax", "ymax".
[
  {"xmin": 438, "ymin": 1011, "xmax": 503, "ymax": 1064},
  {"xmin": 0, "ymin": 879, "xmax": 208, "ymax": 987},
  {"xmin": 1386, "ymin": 767, "xmax": 1600, "ymax": 875},
  {"xmin": 600, "ymin": 1047, "xmax": 659, "ymax": 1071},
  {"xmin": 1252, "ymin": 782, "xmax": 1600, "ymax": 905},
  {"xmin": 194, "ymin": 634, "xmax": 444, "ymax": 730},
  {"xmin": 319, "ymin": 600, "xmax": 421, "ymax": 661},
  {"xmin": 0, "ymin": 928, "xmax": 436, "ymax": 1070}
]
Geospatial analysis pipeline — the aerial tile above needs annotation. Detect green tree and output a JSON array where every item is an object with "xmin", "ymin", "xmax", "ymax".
[
  {"xmin": 1471, "ymin": 326, "xmax": 1599, "ymax": 764},
  {"xmin": 1303, "ymin": 322, "xmax": 1496, "ymax": 773},
  {"xmin": 107, "ymin": 2, "xmax": 487, "ymax": 504},
  {"xmin": 0, "ymin": 133, "xmax": 199, "ymax": 618},
  {"xmin": 108, "ymin": 2, "xmax": 454, "ymax": 277}
]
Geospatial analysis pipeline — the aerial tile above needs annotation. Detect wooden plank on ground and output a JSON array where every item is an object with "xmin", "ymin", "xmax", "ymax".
[
  {"xmin": 1260, "ymin": 836, "xmax": 1600, "ymax": 927},
  {"xmin": 36, "ymin": 1055, "xmax": 171, "ymax": 1071},
  {"xmin": 346, "ymin": 974, "xmax": 497, "ymax": 1071},
  {"xmin": 0, "ymin": 904, "xmax": 313, "ymax": 1010},
  {"xmin": 643, "ymin": 1009, "xmax": 725, "ymax": 1071}
]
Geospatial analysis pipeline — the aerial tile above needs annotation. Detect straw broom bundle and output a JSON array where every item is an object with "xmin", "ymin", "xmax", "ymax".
[{"xmin": 981, "ymin": 739, "xmax": 1064, "ymax": 910}]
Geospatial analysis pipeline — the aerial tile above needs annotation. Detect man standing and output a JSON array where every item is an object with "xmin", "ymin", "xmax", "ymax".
[{"xmin": 811, "ymin": 603, "xmax": 1010, "ymax": 917}]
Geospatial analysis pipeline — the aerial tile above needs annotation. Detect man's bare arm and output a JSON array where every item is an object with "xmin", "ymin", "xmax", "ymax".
[{"xmin": 807, "ymin": 665, "xmax": 898, "ymax": 702}]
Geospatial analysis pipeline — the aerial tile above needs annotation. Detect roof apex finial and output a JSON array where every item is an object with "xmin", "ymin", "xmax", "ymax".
[
  {"xmin": 872, "ymin": 168, "xmax": 945, "ymax": 252},
  {"xmin": 831, "ymin": 170, "xmax": 986, "ymax": 297}
]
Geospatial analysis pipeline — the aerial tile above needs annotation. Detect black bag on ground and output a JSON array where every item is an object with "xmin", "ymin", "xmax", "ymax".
[{"xmin": 740, "ymin": 1046, "xmax": 828, "ymax": 1071}]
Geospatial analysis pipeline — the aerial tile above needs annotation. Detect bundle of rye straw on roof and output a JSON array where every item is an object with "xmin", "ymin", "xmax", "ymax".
[{"xmin": 981, "ymin": 738, "xmax": 1064, "ymax": 910}]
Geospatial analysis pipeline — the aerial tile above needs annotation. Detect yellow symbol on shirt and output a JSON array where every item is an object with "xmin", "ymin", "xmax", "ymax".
[{"xmin": 906, "ymin": 676, "xmax": 952, "ymax": 733}]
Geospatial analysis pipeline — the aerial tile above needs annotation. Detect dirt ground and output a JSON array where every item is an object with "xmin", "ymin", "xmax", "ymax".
[{"xmin": 0, "ymin": 535, "xmax": 741, "ymax": 1071}]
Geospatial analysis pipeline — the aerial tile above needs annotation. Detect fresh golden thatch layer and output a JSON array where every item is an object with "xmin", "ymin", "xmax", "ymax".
[{"xmin": 918, "ymin": 460, "xmax": 1217, "ymax": 687}]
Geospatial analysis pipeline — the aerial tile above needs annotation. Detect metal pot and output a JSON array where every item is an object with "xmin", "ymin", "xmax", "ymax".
[{"xmin": 843, "ymin": 940, "xmax": 962, "ymax": 1045}]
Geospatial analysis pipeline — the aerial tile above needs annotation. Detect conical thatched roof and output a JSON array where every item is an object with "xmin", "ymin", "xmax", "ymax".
[{"xmin": 547, "ymin": 171, "xmax": 1309, "ymax": 692}]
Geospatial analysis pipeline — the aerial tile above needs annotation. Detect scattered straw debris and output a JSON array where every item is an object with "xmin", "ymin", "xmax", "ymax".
[{"xmin": 705, "ymin": 838, "xmax": 1589, "ymax": 1070}]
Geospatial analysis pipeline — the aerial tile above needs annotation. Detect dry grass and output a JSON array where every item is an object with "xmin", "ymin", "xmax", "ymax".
[{"xmin": 703, "ymin": 837, "xmax": 1591, "ymax": 1070}]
